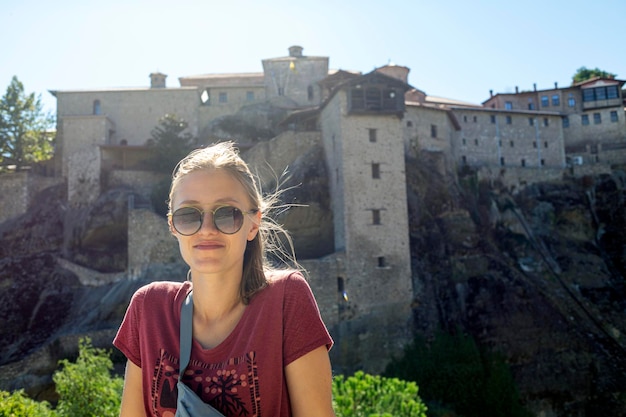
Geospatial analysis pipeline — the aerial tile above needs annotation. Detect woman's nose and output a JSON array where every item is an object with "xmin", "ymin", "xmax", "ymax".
[{"xmin": 198, "ymin": 212, "xmax": 218, "ymax": 234}]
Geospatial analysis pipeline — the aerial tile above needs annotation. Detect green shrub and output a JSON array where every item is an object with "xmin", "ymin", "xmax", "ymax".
[
  {"xmin": 385, "ymin": 330, "xmax": 531, "ymax": 417},
  {"xmin": 333, "ymin": 371, "xmax": 427, "ymax": 417},
  {"xmin": 0, "ymin": 390, "xmax": 56, "ymax": 417},
  {"xmin": 52, "ymin": 337, "xmax": 123, "ymax": 417}
]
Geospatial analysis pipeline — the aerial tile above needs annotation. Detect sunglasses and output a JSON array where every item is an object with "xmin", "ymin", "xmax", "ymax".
[{"xmin": 169, "ymin": 206, "xmax": 258, "ymax": 236}]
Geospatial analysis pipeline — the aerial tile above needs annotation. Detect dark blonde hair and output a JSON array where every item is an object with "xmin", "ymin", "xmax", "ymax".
[{"xmin": 168, "ymin": 141, "xmax": 298, "ymax": 303}]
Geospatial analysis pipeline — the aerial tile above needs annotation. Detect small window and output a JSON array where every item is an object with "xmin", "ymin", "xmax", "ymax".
[
  {"xmin": 475, "ymin": 138, "xmax": 479, "ymax": 146},
  {"xmin": 533, "ymin": 141, "xmax": 537, "ymax": 148},
  {"xmin": 407, "ymin": 120, "xmax": 413, "ymax": 127},
  {"xmin": 430, "ymin": 124, "xmax": 437, "ymax": 138},
  {"xmin": 463, "ymin": 115, "xmax": 468, "ymax": 122},
  {"xmin": 521, "ymin": 159, "xmax": 526, "ymax": 167},
  {"xmin": 377, "ymin": 256, "xmax": 387, "ymax": 268},
  {"xmin": 568, "ymin": 96, "xmax": 576, "ymax": 107},
  {"xmin": 219, "ymin": 92, "xmax": 227, "ymax": 103},
  {"xmin": 607, "ymin": 85, "xmax": 619, "ymax": 99},
  {"xmin": 610, "ymin": 111, "xmax": 618, "ymax": 122},
  {"xmin": 543, "ymin": 118, "xmax": 549, "ymax": 127},
  {"xmin": 582, "ymin": 89, "xmax": 594, "ymax": 102},
  {"xmin": 505, "ymin": 101, "xmax": 512, "ymax": 110},
  {"xmin": 594, "ymin": 113, "xmax": 601, "ymax": 124},
  {"xmin": 544, "ymin": 141, "xmax": 548, "ymax": 148},
  {"xmin": 541, "ymin": 159, "xmax": 545, "ymax": 166},
  {"xmin": 582, "ymin": 114, "xmax": 589, "ymax": 125},
  {"xmin": 510, "ymin": 140, "xmax": 515, "ymax": 147},
  {"xmin": 506, "ymin": 115, "xmax": 512, "ymax": 124},
  {"xmin": 461, "ymin": 155, "xmax": 467, "ymax": 164},
  {"xmin": 368, "ymin": 128, "xmax": 377, "ymax": 143},
  {"xmin": 473, "ymin": 116, "xmax": 477, "ymax": 123},
  {"xmin": 372, "ymin": 163, "xmax": 380, "ymax": 179},
  {"xmin": 541, "ymin": 96, "xmax": 549, "ymax": 107},
  {"xmin": 246, "ymin": 91, "xmax": 254, "ymax": 101},
  {"xmin": 528, "ymin": 100, "xmax": 535, "ymax": 110},
  {"xmin": 529, "ymin": 118, "xmax": 534, "ymax": 126},
  {"xmin": 490, "ymin": 115, "xmax": 496, "ymax": 124},
  {"xmin": 462, "ymin": 138, "xmax": 467, "ymax": 145},
  {"xmin": 93, "ymin": 99, "xmax": 101, "ymax": 115},
  {"xmin": 563, "ymin": 116, "xmax": 570, "ymax": 128},
  {"xmin": 596, "ymin": 87, "xmax": 607, "ymax": 100},
  {"xmin": 372, "ymin": 209, "xmax": 381, "ymax": 225},
  {"xmin": 552, "ymin": 95, "xmax": 560, "ymax": 106},
  {"xmin": 500, "ymin": 157, "xmax": 505, "ymax": 166}
]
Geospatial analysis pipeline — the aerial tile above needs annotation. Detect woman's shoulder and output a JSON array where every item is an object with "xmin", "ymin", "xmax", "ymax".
[{"xmin": 131, "ymin": 280, "xmax": 191, "ymax": 306}]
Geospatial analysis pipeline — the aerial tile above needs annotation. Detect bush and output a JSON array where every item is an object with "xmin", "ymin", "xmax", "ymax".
[
  {"xmin": 52, "ymin": 337, "xmax": 123, "ymax": 417},
  {"xmin": 385, "ymin": 330, "xmax": 531, "ymax": 417},
  {"xmin": 0, "ymin": 390, "xmax": 56, "ymax": 417},
  {"xmin": 333, "ymin": 371, "xmax": 427, "ymax": 417}
]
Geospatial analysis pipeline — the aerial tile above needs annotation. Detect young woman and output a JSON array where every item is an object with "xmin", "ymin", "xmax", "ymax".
[{"xmin": 114, "ymin": 142, "xmax": 335, "ymax": 417}]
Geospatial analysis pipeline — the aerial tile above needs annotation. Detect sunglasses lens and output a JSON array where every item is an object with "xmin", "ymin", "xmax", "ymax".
[
  {"xmin": 172, "ymin": 207, "xmax": 202, "ymax": 235},
  {"xmin": 214, "ymin": 206, "xmax": 244, "ymax": 234}
]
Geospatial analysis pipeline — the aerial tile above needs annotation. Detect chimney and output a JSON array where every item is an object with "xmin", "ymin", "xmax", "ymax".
[
  {"xmin": 489, "ymin": 89, "xmax": 493, "ymax": 97},
  {"xmin": 533, "ymin": 83, "xmax": 537, "ymax": 91},
  {"xmin": 150, "ymin": 72, "xmax": 167, "ymax": 88},
  {"xmin": 288, "ymin": 45, "xmax": 303, "ymax": 58},
  {"xmin": 515, "ymin": 86, "xmax": 519, "ymax": 94},
  {"xmin": 554, "ymin": 82, "xmax": 558, "ymax": 89}
]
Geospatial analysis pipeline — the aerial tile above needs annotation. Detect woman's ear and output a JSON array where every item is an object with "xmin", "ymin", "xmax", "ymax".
[
  {"xmin": 168, "ymin": 216, "xmax": 177, "ymax": 237},
  {"xmin": 247, "ymin": 210, "xmax": 261, "ymax": 241}
]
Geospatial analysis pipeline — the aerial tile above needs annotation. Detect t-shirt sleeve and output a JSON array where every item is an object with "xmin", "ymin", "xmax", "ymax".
[
  {"xmin": 282, "ymin": 272, "xmax": 333, "ymax": 367},
  {"xmin": 113, "ymin": 285, "xmax": 147, "ymax": 368}
]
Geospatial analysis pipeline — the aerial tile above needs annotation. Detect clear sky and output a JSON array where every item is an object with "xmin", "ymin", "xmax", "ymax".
[{"xmin": 1, "ymin": 0, "xmax": 624, "ymax": 115}]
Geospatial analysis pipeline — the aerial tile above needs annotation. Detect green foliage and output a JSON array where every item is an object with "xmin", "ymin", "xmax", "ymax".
[
  {"xmin": 385, "ymin": 331, "xmax": 531, "ymax": 417},
  {"xmin": 333, "ymin": 371, "xmax": 427, "ymax": 417},
  {"xmin": 52, "ymin": 337, "xmax": 123, "ymax": 417},
  {"xmin": 145, "ymin": 113, "xmax": 198, "ymax": 175},
  {"xmin": 0, "ymin": 76, "xmax": 54, "ymax": 170},
  {"xmin": 0, "ymin": 390, "xmax": 56, "ymax": 417},
  {"xmin": 572, "ymin": 66, "xmax": 617, "ymax": 84}
]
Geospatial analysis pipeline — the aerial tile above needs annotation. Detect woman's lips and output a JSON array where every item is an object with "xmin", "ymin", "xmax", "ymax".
[{"xmin": 194, "ymin": 240, "xmax": 224, "ymax": 250}]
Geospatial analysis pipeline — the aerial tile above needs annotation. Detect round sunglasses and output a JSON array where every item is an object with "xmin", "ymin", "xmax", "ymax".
[{"xmin": 169, "ymin": 206, "xmax": 259, "ymax": 236}]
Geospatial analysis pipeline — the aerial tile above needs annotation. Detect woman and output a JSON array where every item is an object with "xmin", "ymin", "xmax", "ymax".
[{"xmin": 114, "ymin": 142, "xmax": 335, "ymax": 417}]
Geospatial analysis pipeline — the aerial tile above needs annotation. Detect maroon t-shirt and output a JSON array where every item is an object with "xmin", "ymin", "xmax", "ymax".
[{"xmin": 113, "ymin": 271, "xmax": 333, "ymax": 417}]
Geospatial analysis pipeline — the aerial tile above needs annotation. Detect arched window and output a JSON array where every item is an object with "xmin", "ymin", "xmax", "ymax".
[{"xmin": 93, "ymin": 100, "xmax": 101, "ymax": 115}]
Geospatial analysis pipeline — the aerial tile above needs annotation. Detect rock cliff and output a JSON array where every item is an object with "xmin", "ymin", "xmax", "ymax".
[{"xmin": 0, "ymin": 149, "xmax": 624, "ymax": 416}]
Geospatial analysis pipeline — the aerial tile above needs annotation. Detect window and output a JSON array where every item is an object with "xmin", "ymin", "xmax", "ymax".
[
  {"xmin": 430, "ymin": 124, "xmax": 437, "ymax": 138},
  {"xmin": 607, "ymin": 85, "xmax": 619, "ymax": 99},
  {"xmin": 490, "ymin": 115, "xmax": 496, "ymax": 124},
  {"xmin": 93, "ymin": 100, "xmax": 101, "ymax": 115},
  {"xmin": 529, "ymin": 118, "xmax": 534, "ymax": 126},
  {"xmin": 543, "ymin": 118, "xmax": 549, "ymax": 127},
  {"xmin": 500, "ymin": 157, "xmax": 505, "ymax": 166},
  {"xmin": 246, "ymin": 91, "xmax": 255, "ymax": 101},
  {"xmin": 473, "ymin": 116, "xmax": 477, "ymax": 123},
  {"xmin": 552, "ymin": 95, "xmax": 560, "ymax": 106},
  {"xmin": 372, "ymin": 163, "xmax": 380, "ymax": 179},
  {"xmin": 594, "ymin": 113, "xmax": 601, "ymax": 124},
  {"xmin": 463, "ymin": 115, "xmax": 468, "ymax": 122},
  {"xmin": 568, "ymin": 95, "xmax": 576, "ymax": 107},
  {"xmin": 506, "ymin": 115, "xmax": 512, "ymax": 124},
  {"xmin": 407, "ymin": 121, "xmax": 413, "ymax": 127},
  {"xmin": 533, "ymin": 141, "xmax": 537, "ymax": 149},
  {"xmin": 505, "ymin": 101, "xmax": 512, "ymax": 110},
  {"xmin": 368, "ymin": 128, "xmax": 377, "ymax": 142},
  {"xmin": 541, "ymin": 96, "xmax": 549, "ymax": 107},
  {"xmin": 377, "ymin": 256, "xmax": 387, "ymax": 268},
  {"xmin": 366, "ymin": 88, "xmax": 382, "ymax": 110},
  {"xmin": 596, "ymin": 88, "xmax": 607, "ymax": 100},
  {"xmin": 462, "ymin": 155, "xmax": 467, "ymax": 164},
  {"xmin": 372, "ymin": 209, "xmax": 381, "ymax": 225},
  {"xmin": 521, "ymin": 159, "xmax": 526, "ymax": 167},
  {"xmin": 582, "ymin": 89, "xmax": 595, "ymax": 102},
  {"xmin": 462, "ymin": 138, "xmax": 466, "ymax": 145},
  {"xmin": 528, "ymin": 98, "xmax": 535, "ymax": 110},
  {"xmin": 475, "ymin": 138, "xmax": 479, "ymax": 146},
  {"xmin": 219, "ymin": 92, "xmax": 227, "ymax": 103},
  {"xmin": 541, "ymin": 159, "xmax": 545, "ymax": 166},
  {"xmin": 544, "ymin": 141, "xmax": 548, "ymax": 148},
  {"xmin": 563, "ymin": 116, "xmax": 570, "ymax": 128},
  {"xmin": 510, "ymin": 140, "xmax": 515, "ymax": 147},
  {"xmin": 307, "ymin": 85, "xmax": 314, "ymax": 101},
  {"xmin": 611, "ymin": 111, "xmax": 618, "ymax": 122},
  {"xmin": 582, "ymin": 114, "xmax": 589, "ymax": 125}
]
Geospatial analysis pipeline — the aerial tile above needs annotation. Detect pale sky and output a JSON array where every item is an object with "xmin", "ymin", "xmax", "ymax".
[{"xmin": 1, "ymin": 0, "xmax": 624, "ymax": 115}]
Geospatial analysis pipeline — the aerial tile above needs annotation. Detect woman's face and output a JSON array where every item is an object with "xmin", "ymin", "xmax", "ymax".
[{"xmin": 169, "ymin": 169, "xmax": 260, "ymax": 278}]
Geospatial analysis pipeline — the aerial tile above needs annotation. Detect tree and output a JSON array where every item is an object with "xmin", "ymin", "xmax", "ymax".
[
  {"xmin": 53, "ymin": 337, "xmax": 123, "ymax": 417},
  {"xmin": 0, "ymin": 76, "xmax": 54, "ymax": 170},
  {"xmin": 145, "ymin": 114, "xmax": 199, "ymax": 215},
  {"xmin": 572, "ymin": 67, "xmax": 617, "ymax": 84}
]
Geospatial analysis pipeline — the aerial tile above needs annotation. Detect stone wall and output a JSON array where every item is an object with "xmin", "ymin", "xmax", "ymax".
[
  {"xmin": 0, "ymin": 171, "xmax": 63, "ymax": 225},
  {"xmin": 108, "ymin": 170, "xmax": 168, "ymax": 205}
]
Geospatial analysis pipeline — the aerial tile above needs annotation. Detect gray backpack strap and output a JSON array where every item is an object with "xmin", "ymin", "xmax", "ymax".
[{"xmin": 179, "ymin": 291, "xmax": 193, "ymax": 376}]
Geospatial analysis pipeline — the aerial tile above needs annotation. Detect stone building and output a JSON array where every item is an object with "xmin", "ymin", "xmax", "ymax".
[{"xmin": 42, "ymin": 46, "xmax": 626, "ymax": 372}]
